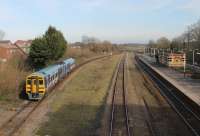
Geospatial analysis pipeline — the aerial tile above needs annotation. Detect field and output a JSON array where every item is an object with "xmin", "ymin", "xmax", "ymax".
[{"xmin": 37, "ymin": 55, "xmax": 120, "ymax": 136}]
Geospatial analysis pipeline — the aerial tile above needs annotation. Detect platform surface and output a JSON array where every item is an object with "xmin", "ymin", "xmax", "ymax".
[{"xmin": 140, "ymin": 54, "xmax": 200, "ymax": 106}]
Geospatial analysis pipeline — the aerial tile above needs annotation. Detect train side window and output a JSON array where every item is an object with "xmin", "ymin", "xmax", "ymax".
[
  {"xmin": 39, "ymin": 80, "xmax": 43, "ymax": 85},
  {"xmin": 45, "ymin": 78, "xmax": 48, "ymax": 86},
  {"xmin": 27, "ymin": 80, "xmax": 31, "ymax": 85}
]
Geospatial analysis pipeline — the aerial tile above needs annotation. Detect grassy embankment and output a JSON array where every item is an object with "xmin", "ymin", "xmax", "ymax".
[
  {"xmin": 0, "ymin": 48, "xmax": 104, "ymax": 107},
  {"xmin": 64, "ymin": 47, "xmax": 104, "ymax": 64},
  {"xmin": 37, "ymin": 55, "xmax": 120, "ymax": 136}
]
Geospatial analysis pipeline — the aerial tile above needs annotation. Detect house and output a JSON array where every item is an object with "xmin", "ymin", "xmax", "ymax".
[
  {"xmin": 0, "ymin": 40, "xmax": 19, "ymax": 62},
  {"xmin": 14, "ymin": 40, "xmax": 32, "ymax": 54},
  {"xmin": 0, "ymin": 40, "xmax": 28, "ymax": 62},
  {"xmin": 70, "ymin": 42, "xmax": 81, "ymax": 48}
]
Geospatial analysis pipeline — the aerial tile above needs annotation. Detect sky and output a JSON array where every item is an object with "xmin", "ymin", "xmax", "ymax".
[{"xmin": 0, "ymin": 0, "xmax": 200, "ymax": 43}]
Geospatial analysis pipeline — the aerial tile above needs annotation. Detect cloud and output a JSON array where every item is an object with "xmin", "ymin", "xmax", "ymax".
[
  {"xmin": 126, "ymin": 0, "xmax": 173, "ymax": 12},
  {"xmin": 33, "ymin": 0, "xmax": 63, "ymax": 14},
  {"xmin": 79, "ymin": 0, "xmax": 106, "ymax": 8},
  {"xmin": 98, "ymin": 0, "xmax": 173, "ymax": 12},
  {"xmin": 61, "ymin": 0, "xmax": 174, "ymax": 13},
  {"xmin": 177, "ymin": 0, "xmax": 200, "ymax": 13}
]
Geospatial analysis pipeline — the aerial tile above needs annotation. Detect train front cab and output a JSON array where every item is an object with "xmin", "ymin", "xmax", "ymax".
[{"xmin": 26, "ymin": 74, "xmax": 45, "ymax": 100}]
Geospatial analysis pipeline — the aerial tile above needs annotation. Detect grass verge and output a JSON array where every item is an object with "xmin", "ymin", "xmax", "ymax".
[{"xmin": 37, "ymin": 55, "xmax": 120, "ymax": 136}]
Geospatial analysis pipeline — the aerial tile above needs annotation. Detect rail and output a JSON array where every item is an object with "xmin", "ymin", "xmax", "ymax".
[{"xmin": 109, "ymin": 55, "xmax": 130, "ymax": 136}]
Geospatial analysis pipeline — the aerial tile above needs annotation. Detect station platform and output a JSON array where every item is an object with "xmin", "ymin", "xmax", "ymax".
[{"xmin": 139, "ymin": 54, "xmax": 200, "ymax": 107}]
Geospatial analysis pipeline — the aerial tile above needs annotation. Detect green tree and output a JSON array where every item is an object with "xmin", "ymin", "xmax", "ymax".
[
  {"xmin": 45, "ymin": 26, "xmax": 67, "ymax": 60},
  {"xmin": 29, "ymin": 37, "xmax": 50, "ymax": 68},
  {"xmin": 28, "ymin": 26, "xmax": 67, "ymax": 69}
]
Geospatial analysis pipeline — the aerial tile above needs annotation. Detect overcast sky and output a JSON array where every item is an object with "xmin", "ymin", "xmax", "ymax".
[{"xmin": 0, "ymin": 0, "xmax": 200, "ymax": 43}]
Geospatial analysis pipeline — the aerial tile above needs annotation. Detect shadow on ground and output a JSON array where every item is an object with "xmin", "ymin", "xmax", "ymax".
[{"xmin": 37, "ymin": 103, "xmax": 193, "ymax": 136}]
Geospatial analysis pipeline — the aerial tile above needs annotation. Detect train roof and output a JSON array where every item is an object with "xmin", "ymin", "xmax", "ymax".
[
  {"xmin": 37, "ymin": 65, "xmax": 60, "ymax": 76},
  {"xmin": 28, "ymin": 58, "xmax": 75, "ymax": 78},
  {"xmin": 63, "ymin": 58, "xmax": 75, "ymax": 65}
]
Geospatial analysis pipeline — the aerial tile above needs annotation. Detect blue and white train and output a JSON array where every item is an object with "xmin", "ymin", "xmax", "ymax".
[{"xmin": 25, "ymin": 58, "xmax": 75, "ymax": 100}]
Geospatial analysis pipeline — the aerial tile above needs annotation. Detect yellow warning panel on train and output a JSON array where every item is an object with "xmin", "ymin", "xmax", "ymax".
[{"xmin": 167, "ymin": 53, "xmax": 185, "ymax": 67}]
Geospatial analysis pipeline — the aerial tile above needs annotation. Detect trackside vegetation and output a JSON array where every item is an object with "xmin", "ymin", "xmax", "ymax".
[
  {"xmin": 29, "ymin": 26, "xmax": 67, "ymax": 69},
  {"xmin": 0, "ymin": 25, "xmax": 119, "ymax": 109}
]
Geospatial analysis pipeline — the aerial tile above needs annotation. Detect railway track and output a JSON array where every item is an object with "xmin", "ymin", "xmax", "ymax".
[
  {"xmin": 109, "ymin": 55, "xmax": 130, "ymax": 136},
  {"xmin": 0, "ymin": 55, "xmax": 112, "ymax": 136},
  {"xmin": 136, "ymin": 56, "xmax": 200, "ymax": 136},
  {"xmin": 142, "ymin": 97, "xmax": 157, "ymax": 136}
]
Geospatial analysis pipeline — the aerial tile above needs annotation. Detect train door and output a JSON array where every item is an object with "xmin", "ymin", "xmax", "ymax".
[
  {"xmin": 38, "ymin": 79, "xmax": 44, "ymax": 93},
  {"xmin": 31, "ymin": 79, "xmax": 37, "ymax": 93}
]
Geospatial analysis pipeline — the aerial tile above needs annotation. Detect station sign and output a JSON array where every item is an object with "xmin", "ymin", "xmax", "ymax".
[{"xmin": 167, "ymin": 53, "xmax": 185, "ymax": 67}]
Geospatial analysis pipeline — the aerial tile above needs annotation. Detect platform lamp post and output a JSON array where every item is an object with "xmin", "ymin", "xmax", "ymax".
[
  {"xmin": 193, "ymin": 49, "xmax": 199, "ymax": 65},
  {"xmin": 183, "ymin": 53, "xmax": 186, "ymax": 78},
  {"xmin": 162, "ymin": 48, "xmax": 164, "ymax": 58},
  {"xmin": 154, "ymin": 48, "xmax": 156, "ymax": 56},
  {"xmin": 150, "ymin": 48, "xmax": 152, "ymax": 56}
]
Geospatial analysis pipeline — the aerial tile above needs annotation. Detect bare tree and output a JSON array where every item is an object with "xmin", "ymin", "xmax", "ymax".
[
  {"xmin": 148, "ymin": 40, "xmax": 156, "ymax": 48},
  {"xmin": 183, "ymin": 25, "xmax": 193, "ymax": 50},
  {"xmin": 191, "ymin": 20, "xmax": 200, "ymax": 42},
  {"xmin": 0, "ymin": 29, "xmax": 5, "ymax": 40},
  {"xmin": 157, "ymin": 37, "xmax": 171, "ymax": 48}
]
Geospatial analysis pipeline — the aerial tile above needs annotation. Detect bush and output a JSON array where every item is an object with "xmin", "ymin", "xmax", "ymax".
[
  {"xmin": 0, "ymin": 55, "xmax": 30, "ymax": 102},
  {"xmin": 63, "ymin": 47, "xmax": 97, "ymax": 64}
]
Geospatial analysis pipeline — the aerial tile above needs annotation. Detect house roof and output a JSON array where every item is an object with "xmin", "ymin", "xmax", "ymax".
[
  {"xmin": 0, "ymin": 40, "xmax": 17, "ymax": 49},
  {"xmin": 0, "ymin": 40, "xmax": 11, "ymax": 44},
  {"xmin": 14, "ymin": 40, "xmax": 32, "ymax": 47}
]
